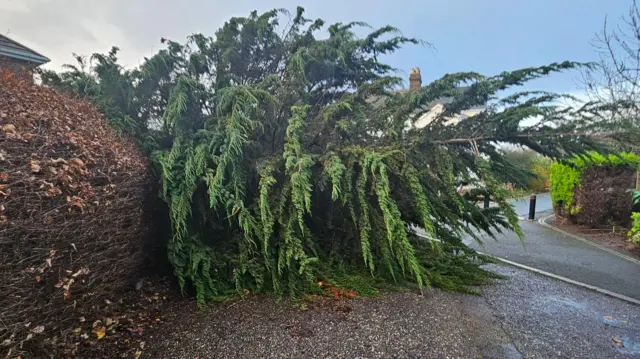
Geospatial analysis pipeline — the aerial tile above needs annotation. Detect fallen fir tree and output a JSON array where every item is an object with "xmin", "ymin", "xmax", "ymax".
[{"xmin": 39, "ymin": 8, "xmax": 637, "ymax": 303}]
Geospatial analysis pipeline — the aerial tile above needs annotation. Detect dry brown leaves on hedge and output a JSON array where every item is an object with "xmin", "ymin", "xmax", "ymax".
[{"xmin": 0, "ymin": 71, "xmax": 151, "ymax": 358}]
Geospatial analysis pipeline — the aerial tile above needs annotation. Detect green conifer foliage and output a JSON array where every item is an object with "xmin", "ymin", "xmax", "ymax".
[{"xmin": 39, "ymin": 8, "xmax": 637, "ymax": 304}]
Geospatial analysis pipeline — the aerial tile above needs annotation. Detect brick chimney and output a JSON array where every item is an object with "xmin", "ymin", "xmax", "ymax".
[{"xmin": 409, "ymin": 67, "xmax": 421, "ymax": 91}]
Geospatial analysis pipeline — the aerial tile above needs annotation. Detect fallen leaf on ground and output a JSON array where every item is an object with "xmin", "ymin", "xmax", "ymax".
[
  {"xmin": 30, "ymin": 326, "xmax": 44, "ymax": 334},
  {"xmin": 331, "ymin": 287, "xmax": 344, "ymax": 301},
  {"xmin": 49, "ymin": 158, "xmax": 68, "ymax": 165},
  {"xmin": 71, "ymin": 267, "xmax": 89, "ymax": 278},
  {"xmin": 612, "ymin": 337, "xmax": 624, "ymax": 347},
  {"xmin": 63, "ymin": 278, "xmax": 74, "ymax": 291},
  {"xmin": 94, "ymin": 326, "xmax": 106, "ymax": 339},
  {"xmin": 29, "ymin": 160, "xmax": 41, "ymax": 173},
  {"xmin": 0, "ymin": 172, "xmax": 7, "ymax": 182},
  {"xmin": 2, "ymin": 124, "xmax": 16, "ymax": 133},
  {"xmin": 70, "ymin": 158, "xmax": 85, "ymax": 168}
]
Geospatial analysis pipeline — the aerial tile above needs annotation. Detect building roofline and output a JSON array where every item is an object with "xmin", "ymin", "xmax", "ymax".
[{"xmin": 0, "ymin": 34, "xmax": 50, "ymax": 65}]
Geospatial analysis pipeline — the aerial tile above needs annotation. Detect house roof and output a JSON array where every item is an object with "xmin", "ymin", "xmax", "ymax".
[
  {"xmin": 394, "ymin": 86, "xmax": 486, "ymax": 110},
  {"xmin": 0, "ymin": 35, "xmax": 50, "ymax": 65},
  {"xmin": 368, "ymin": 86, "xmax": 486, "ymax": 112}
]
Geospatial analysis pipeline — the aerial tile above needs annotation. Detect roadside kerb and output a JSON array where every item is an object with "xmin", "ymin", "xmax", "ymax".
[{"xmin": 414, "ymin": 231, "xmax": 640, "ymax": 306}]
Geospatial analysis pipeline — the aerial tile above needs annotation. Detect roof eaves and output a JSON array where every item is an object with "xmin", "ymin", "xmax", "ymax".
[
  {"xmin": 0, "ymin": 35, "xmax": 50, "ymax": 65},
  {"xmin": 0, "ymin": 48, "xmax": 49, "ymax": 64}
]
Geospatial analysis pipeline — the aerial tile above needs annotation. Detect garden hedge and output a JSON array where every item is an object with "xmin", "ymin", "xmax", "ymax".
[
  {"xmin": 549, "ymin": 152, "xmax": 639, "ymax": 226},
  {"xmin": 0, "ymin": 72, "xmax": 149, "ymax": 356}
]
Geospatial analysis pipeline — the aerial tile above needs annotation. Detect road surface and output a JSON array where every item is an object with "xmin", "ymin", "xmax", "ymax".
[
  {"xmin": 509, "ymin": 192, "xmax": 552, "ymax": 217},
  {"xmin": 467, "ymin": 211, "xmax": 640, "ymax": 301}
]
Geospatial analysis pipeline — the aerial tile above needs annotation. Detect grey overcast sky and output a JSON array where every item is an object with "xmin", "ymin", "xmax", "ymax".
[{"xmin": 0, "ymin": 0, "xmax": 631, "ymax": 93}]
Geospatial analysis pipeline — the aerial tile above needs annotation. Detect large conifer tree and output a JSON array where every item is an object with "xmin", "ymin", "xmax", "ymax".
[{"xmin": 39, "ymin": 8, "xmax": 637, "ymax": 303}]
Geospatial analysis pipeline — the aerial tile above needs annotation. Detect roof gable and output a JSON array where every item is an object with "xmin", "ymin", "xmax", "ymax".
[
  {"xmin": 0, "ymin": 35, "xmax": 50, "ymax": 65},
  {"xmin": 369, "ymin": 85, "xmax": 487, "ymax": 113}
]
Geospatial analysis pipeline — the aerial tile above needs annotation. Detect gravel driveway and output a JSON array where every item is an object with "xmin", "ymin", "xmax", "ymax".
[{"xmin": 144, "ymin": 264, "xmax": 640, "ymax": 358}]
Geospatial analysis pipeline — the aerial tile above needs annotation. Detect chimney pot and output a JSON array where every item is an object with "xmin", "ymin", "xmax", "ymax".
[{"xmin": 409, "ymin": 67, "xmax": 421, "ymax": 92}]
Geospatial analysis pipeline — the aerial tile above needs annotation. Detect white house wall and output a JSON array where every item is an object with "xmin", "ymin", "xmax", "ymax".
[{"xmin": 411, "ymin": 105, "xmax": 485, "ymax": 129}]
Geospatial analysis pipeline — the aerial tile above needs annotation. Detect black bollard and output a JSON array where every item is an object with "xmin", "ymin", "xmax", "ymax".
[
  {"xmin": 528, "ymin": 194, "xmax": 537, "ymax": 220},
  {"xmin": 483, "ymin": 191, "xmax": 490, "ymax": 209}
]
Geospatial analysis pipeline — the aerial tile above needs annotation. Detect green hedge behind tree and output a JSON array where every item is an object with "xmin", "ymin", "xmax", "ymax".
[
  {"xmin": 37, "ymin": 8, "xmax": 637, "ymax": 303},
  {"xmin": 550, "ymin": 152, "xmax": 640, "ymax": 225}
]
